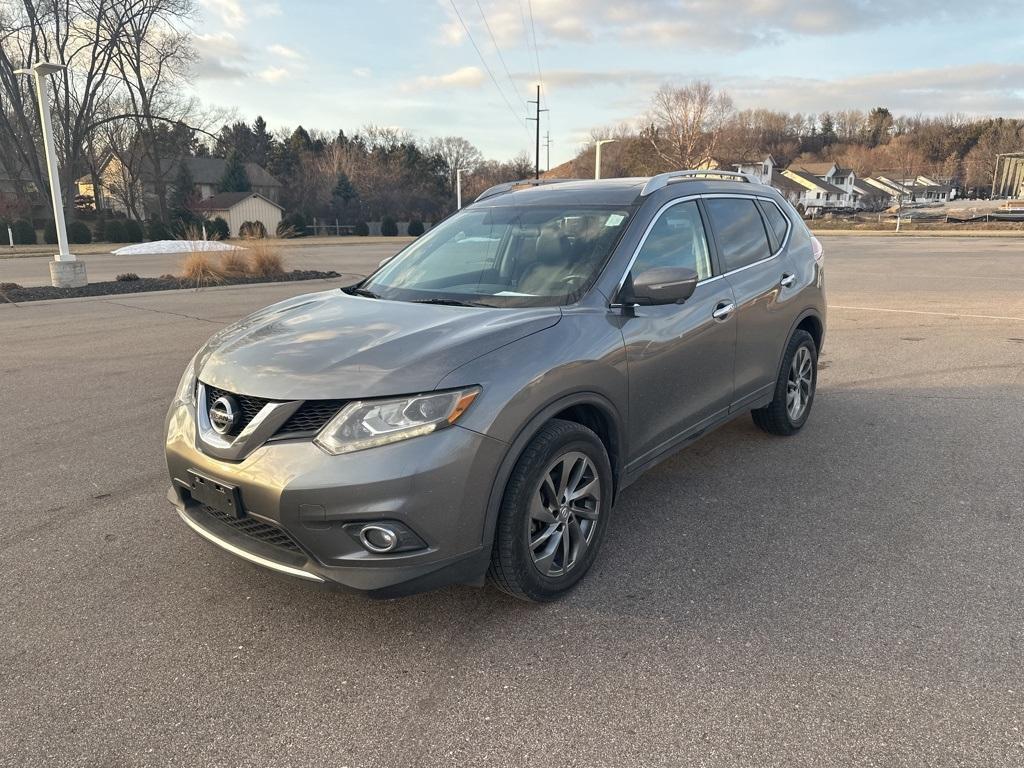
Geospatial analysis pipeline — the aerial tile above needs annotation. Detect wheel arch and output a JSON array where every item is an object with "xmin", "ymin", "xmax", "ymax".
[{"xmin": 478, "ymin": 391, "xmax": 624, "ymax": 551}]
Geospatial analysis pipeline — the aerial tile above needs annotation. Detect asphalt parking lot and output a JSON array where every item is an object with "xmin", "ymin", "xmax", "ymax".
[{"xmin": 2, "ymin": 236, "xmax": 1023, "ymax": 767}]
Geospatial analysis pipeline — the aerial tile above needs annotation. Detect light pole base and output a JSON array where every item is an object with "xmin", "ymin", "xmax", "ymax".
[{"xmin": 50, "ymin": 259, "xmax": 87, "ymax": 288}]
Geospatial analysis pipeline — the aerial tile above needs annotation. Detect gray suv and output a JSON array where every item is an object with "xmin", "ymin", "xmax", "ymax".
[{"xmin": 166, "ymin": 171, "xmax": 826, "ymax": 601}]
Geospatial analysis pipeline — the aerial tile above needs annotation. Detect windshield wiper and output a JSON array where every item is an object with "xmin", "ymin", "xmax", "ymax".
[
  {"xmin": 346, "ymin": 286, "xmax": 380, "ymax": 299},
  {"xmin": 410, "ymin": 297, "xmax": 489, "ymax": 307}
]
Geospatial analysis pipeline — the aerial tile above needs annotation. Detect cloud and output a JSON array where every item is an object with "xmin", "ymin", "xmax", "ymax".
[
  {"xmin": 193, "ymin": 32, "xmax": 250, "ymax": 80},
  {"xmin": 258, "ymin": 66, "xmax": 289, "ymax": 83},
  {"xmin": 268, "ymin": 44, "xmax": 302, "ymax": 61},
  {"xmin": 200, "ymin": 0, "xmax": 280, "ymax": 28},
  {"xmin": 199, "ymin": 0, "xmax": 246, "ymax": 28},
  {"xmin": 443, "ymin": 0, "xmax": 1020, "ymax": 49},
  {"xmin": 410, "ymin": 66, "xmax": 486, "ymax": 91},
  {"xmin": 353, "ymin": 67, "xmax": 372, "ymax": 78}
]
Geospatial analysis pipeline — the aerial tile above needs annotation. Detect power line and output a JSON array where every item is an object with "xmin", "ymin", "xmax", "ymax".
[
  {"xmin": 474, "ymin": 0, "xmax": 520, "ymax": 109},
  {"xmin": 448, "ymin": 0, "xmax": 527, "ymax": 134},
  {"xmin": 526, "ymin": 0, "xmax": 546, "ymax": 109}
]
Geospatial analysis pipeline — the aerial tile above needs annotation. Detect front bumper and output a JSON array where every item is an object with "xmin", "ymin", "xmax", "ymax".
[{"xmin": 165, "ymin": 400, "xmax": 507, "ymax": 597}]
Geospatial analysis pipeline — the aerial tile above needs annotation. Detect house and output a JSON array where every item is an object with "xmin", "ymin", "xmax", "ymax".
[
  {"xmin": 780, "ymin": 168, "xmax": 847, "ymax": 214},
  {"xmin": 733, "ymin": 155, "xmax": 776, "ymax": 184},
  {"xmin": 788, "ymin": 161, "xmax": 861, "ymax": 207},
  {"xmin": 851, "ymin": 178, "xmax": 892, "ymax": 210},
  {"xmin": 79, "ymin": 156, "xmax": 282, "ymax": 218},
  {"xmin": 192, "ymin": 191, "xmax": 283, "ymax": 238}
]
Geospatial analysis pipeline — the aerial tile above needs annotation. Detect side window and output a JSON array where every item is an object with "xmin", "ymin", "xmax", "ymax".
[
  {"xmin": 704, "ymin": 198, "xmax": 772, "ymax": 272},
  {"xmin": 758, "ymin": 199, "xmax": 790, "ymax": 251},
  {"xmin": 630, "ymin": 201, "xmax": 713, "ymax": 280}
]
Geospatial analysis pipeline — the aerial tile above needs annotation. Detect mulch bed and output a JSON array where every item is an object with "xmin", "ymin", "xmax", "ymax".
[{"xmin": 0, "ymin": 269, "xmax": 344, "ymax": 304}]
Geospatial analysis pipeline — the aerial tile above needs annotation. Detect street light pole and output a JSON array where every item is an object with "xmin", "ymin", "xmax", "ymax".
[
  {"xmin": 456, "ymin": 168, "xmax": 470, "ymax": 210},
  {"xmin": 16, "ymin": 62, "xmax": 87, "ymax": 287},
  {"xmin": 594, "ymin": 139, "xmax": 617, "ymax": 180}
]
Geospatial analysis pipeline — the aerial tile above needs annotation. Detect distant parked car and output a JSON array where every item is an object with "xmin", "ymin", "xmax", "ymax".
[{"xmin": 166, "ymin": 170, "xmax": 826, "ymax": 600}]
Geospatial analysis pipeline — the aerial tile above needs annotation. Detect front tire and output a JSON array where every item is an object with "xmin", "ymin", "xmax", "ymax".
[
  {"xmin": 488, "ymin": 419, "xmax": 613, "ymax": 602},
  {"xmin": 752, "ymin": 329, "xmax": 818, "ymax": 436}
]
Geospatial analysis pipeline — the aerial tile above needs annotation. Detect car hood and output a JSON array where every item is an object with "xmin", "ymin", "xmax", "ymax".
[{"xmin": 197, "ymin": 290, "xmax": 561, "ymax": 400}]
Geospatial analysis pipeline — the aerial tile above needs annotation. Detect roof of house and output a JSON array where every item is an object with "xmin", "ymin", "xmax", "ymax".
[
  {"xmin": 181, "ymin": 157, "xmax": 281, "ymax": 188},
  {"xmin": 852, "ymin": 179, "xmax": 889, "ymax": 196},
  {"xmin": 192, "ymin": 191, "xmax": 284, "ymax": 212},
  {"xmin": 768, "ymin": 170, "xmax": 806, "ymax": 195},
  {"xmin": 784, "ymin": 169, "xmax": 846, "ymax": 196}
]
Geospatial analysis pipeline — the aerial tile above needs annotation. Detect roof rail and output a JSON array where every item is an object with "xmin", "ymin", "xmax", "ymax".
[
  {"xmin": 475, "ymin": 178, "xmax": 581, "ymax": 202},
  {"xmin": 640, "ymin": 169, "xmax": 752, "ymax": 197}
]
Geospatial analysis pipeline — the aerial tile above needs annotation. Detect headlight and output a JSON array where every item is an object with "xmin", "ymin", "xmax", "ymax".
[
  {"xmin": 314, "ymin": 386, "xmax": 481, "ymax": 455},
  {"xmin": 173, "ymin": 353, "xmax": 199, "ymax": 407}
]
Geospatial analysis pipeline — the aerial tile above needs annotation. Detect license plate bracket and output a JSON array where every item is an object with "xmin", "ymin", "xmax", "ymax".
[{"xmin": 187, "ymin": 470, "xmax": 244, "ymax": 518}]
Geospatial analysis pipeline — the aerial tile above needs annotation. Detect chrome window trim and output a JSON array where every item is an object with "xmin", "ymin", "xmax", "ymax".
[{"xmin": 610, "ymin": 192, "xmax": 789, "ymax": 306}]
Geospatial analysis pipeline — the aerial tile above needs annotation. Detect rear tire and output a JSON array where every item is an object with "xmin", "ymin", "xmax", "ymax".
[
  {"xmin": 752, "ymin": 329, "xmax": 817, "ymax": 436},
  {"xmin": 488, "ymin": 419, "xmax": 613, "ymax": 602}
]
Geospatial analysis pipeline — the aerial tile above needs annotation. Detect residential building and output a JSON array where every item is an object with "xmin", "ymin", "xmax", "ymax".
[
  {"xmin": 788, "ymin": 161, "xmax": 860, "ymax": 207},
  {"xmin": 192, "ymin": 191, "xmax": 283, "ymax": 237},
  {"xmin": 780, "ymin": 168, "xmax": 847, "ymax": 213},
  {"xmin": 78, "ymin": 156, "xmax": 282, "ymax": 218}
]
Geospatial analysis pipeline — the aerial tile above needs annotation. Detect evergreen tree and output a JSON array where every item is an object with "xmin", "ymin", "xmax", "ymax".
[
  {"xmin": 169, "ymin": 161, "xmax": 198, "ymax": 221},
  {"xmin": 251, "ymin": 116, "xmax": 273, "ymax": 166},
  {"xmin": 218, "ymin": 151, "xmax": 251, "ymax": 193}
]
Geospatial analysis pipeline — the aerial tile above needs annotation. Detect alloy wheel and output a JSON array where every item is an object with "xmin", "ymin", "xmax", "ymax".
[
  {"xmin": 528, "ymin": 451, "xmax": 601, "ymax": 578},
  {"xmin": 787, "ymin": 346, "xmax": 814, "ymax": 421}
]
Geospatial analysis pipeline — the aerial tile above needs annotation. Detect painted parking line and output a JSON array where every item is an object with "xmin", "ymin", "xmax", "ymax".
[{"xmin": 831, "ymin": 305, "xmax": 1024, "ymax": 323}]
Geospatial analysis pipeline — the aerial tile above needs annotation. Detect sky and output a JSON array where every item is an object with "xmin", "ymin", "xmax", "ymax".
[{"xmin": 191, "ymin": 0, "xmax": 1024, "ymax": 166}]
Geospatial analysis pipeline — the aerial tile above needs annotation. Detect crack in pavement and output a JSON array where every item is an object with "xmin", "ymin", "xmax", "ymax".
[{"xmin": 99, "ymin": 299, "xmax": 223, "ymax": 324}]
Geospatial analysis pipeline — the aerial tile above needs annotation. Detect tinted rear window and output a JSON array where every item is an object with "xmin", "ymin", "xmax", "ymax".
[
  {"xmin": 704, "ymin": 198, "xmax": 772, "ymax": 272},
  {"xmin": 759, "ymin": 200, "xmax": 790, "ymax": 250}
]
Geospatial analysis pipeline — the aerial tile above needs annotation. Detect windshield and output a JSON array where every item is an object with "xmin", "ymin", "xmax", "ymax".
[{"xmin": 360, "ymin": 204, "xmax": 633, "ymax": 307}]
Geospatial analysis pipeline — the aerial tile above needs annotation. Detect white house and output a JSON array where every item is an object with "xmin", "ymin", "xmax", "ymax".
[
  {"xmin": 780, "ymin": 168, "xmax": 847, "ymax": 214},
  {"xmin": 733, "ymin": 155, "xmax": 776, "ymax": 184},
  {"xmin": 192, "ymin": 191, "xmax": 283, "ymax": 237},
  {"xmin": 788, "ymin": 162, "xmax": 862, "ymax": 207}
]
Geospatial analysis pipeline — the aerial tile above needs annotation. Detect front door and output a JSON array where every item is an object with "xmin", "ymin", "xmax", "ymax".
[{"xmin": 619, "ymin": 199, "xmax": 737, "ymax": 471}]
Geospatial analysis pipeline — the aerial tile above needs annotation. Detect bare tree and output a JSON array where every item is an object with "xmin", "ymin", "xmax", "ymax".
[
  {"xmin": 647, "ymin": 81, "xmax": 734, "ymax": 170},
  {"xmin": 426, "ymin": 136, "xmax": 482, "ymax": 194}
]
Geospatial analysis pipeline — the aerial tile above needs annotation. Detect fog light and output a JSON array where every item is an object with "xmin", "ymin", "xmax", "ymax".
[{"xmin": 359, "ymin": 524, "xmax": 399, "ymax": 553}]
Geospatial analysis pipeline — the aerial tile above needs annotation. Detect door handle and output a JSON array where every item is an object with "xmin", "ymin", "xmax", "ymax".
[
  {"xmin": 780, "ymin": 273, "xmax": 796, "ymax": 288},
  {"xmin": 712, "ymin": 301, "xmax": 734, "ymax": 321}
]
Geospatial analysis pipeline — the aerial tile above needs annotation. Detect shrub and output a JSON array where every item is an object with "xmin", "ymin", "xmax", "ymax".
[
  {"xmin": 354, "ymin": 220, "xmax": 369, "ymax": 236},
  {"xmin": 219, "ymin": 251, "xmax": 250, "ymax": 277},
  {"xmin": 147, "ymin": 218, "xmax": 171, "ymax": 241},
  {"xmin": 381, "ymin": 216, "xmax": 398, "ymax": 236},
  {"xmin": 103, "ymin": 219, "xmax": 127, "ymax": 243},
  {"xmin": 93, "ymin": 216, "xmax": 106, "ymax": 242},
  {"xmin": 116, "ymin": 272, "xmax": 140, "ymax": 282},
  {"xmin": 43, "ymin": 220, "xmax": 58, "ymax": 244},
  {"xmin": 276, "ymin": 212, "xmax": 306, "ymax": 238},
  {"xmin": 0, "ymin": 281, "xmax": 22, "ymax": 290},
  {"xmin": 12, "ymin": 218, "xmax": 36, "ymax": 245},
  {"xmin": 247, "ymin": 240, "xmax": 285, "ymax": 277},
  {"xmin": 123, "ymin": 219, "xmax": 144, "ymax": 243},
  {"xmin": 239, "ymin": 220, "xmax": 267, "ymax": 239},
  {"xmin": 407, "ymin": 219, "xmax": 425, "ymax": 237},
  {"xmin": 209, "ymin": 216, "xmax": 230, "ymax": 240},
  {"xmin": 68, "ymin": 220, "xmax": 92, "ymax": 244},
  {"xmin": 180, "ymin": 252, "xmax": 225, "ymax": 285}
]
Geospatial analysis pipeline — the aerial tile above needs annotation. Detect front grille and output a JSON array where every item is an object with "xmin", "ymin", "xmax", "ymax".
[
  {"xmin": 201, "ymin": 382, "xmax": 344, "ymax": 440},
  {"xmin": 276, "ymin": 400, "xmax": 345, "ymax": 436},
  {"xmin": 197, "ymin": 503, "xmax": 303, "ymax": 554},
  {"xmin": 205, "ymin": 385, "xmax": 269, "ymax": 436}
]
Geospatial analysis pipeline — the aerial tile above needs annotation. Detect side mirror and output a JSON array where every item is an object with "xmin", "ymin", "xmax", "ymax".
[{"xmin": 621, "ymin": 267, "xmax": 699, "ymax": 306}]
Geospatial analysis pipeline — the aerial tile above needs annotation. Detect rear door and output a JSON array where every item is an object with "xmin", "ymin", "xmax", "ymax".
[
  {"xmin": 619, "ymin": 199, "xmax": 737, "ymax": 470},
  {"xmin": 703, "ymin": 195, "xmax": 800, "ymax": 409}
]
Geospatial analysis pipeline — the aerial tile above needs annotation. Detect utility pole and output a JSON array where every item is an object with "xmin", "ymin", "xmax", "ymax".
[
  {"xmin": 544, "ymin": 132, "xmax": 551, "ymax": 172},
  {"xmin": 526, "ymin": 85, "xmax": 548, "ymax": 179}
]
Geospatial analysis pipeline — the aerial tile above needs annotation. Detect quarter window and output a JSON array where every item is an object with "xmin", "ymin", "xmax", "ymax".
[
  {"xmin": 759, "ymin": 200, "xmax": 790, "ymax": 250},
  {"xmin": 703, "ymin": 198, "xmax": 772, "ymax": 272},
  {"xmin": 630, "ymin": 201, "xmax": 713, "ymax": 280}
]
